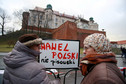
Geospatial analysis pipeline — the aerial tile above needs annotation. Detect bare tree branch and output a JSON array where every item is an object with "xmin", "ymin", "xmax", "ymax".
[{"xmin": 0, "ymin": 8, "xmax": 11, "ymax": 36}]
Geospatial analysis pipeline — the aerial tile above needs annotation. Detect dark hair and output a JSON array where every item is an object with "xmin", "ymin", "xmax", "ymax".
[{"xmin": 19, "ymin": 34, "xmax": 39, "ymax": 43}]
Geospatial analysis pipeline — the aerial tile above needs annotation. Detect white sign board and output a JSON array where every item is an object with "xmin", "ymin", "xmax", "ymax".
[{"xmin": 39, "ymin": 40, "xmax": 80, "ymax": 69}]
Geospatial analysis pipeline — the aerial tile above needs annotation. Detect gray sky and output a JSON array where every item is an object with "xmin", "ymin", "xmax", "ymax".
[{"xmin": 0, "ymin": 0, "xmax": 126, "ymax": 41}]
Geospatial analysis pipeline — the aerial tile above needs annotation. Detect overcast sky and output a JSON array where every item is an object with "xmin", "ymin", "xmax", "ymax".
[{"xmin": 0, "ymin": 0, "xmax": 126, "ymax": 41}]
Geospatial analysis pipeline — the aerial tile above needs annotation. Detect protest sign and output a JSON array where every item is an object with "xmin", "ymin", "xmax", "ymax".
[{"xmin": 39, "ymin": 40, "xmax": 80, "ymax": 69}]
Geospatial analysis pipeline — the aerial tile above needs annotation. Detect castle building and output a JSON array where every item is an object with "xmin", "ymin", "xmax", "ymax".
[
  {"xmin": 23, "ymin": 4, "xmax": 98, "ymax": 30},
  {"xmin": 22, "ymin": 4, "xmax": 105, "ymax": 47}
]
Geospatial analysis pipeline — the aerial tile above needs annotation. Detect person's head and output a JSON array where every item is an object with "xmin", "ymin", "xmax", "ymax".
[
  {"xmin": 83, "ymin": 33, "xmax": 111, "ymax": 55},
  {"xmin": 19, "ymin": 34, "xmax": 43, "ymax": 52}
]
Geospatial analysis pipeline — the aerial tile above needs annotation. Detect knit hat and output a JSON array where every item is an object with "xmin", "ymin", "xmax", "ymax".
[
  {"xmin": 83, "ymin": 33, "xmax": 111, "ymax": 54},
  {"xmin": 19, "ymin": 34, "xmax": 43, "ymax": 47}
]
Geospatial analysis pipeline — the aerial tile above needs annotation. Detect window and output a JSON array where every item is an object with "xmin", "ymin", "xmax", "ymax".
[
  {"xmin": 62, "ymin": 19, "xmax": 64, "ymax": 23},
  {"xmin": 46, "ymin": 15, "xmax": 48, "ymax": 19},
  {"xmin": 55, "ymin": 18, "xmax": 58, "ymax": 22},
  {"xmin": 33, "ymin": 15, "xmax": 36, "ymax": 23},
  {"xmin": 55, "ymin": 23, "xmax": 57, "ymax": 26},
  {"xmin": 40, "ymin": 15, "xmax": 42, "ymax": 19},
  {"xmin": 39, "ymin": 21, "xmax": 42, "ymax": 25}
]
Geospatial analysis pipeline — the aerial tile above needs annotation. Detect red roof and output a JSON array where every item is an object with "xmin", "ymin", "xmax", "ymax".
[
  {"xmin": 30, "ymin": 6, "xmax": 77, "ymax": 20},
  {"xmin": 117, "ymin": 40, "xmax": 126, "ymax": 44}
]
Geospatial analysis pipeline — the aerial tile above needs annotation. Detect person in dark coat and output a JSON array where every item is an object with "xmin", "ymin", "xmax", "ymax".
[
  {"xmin": 80, "ymin": 33, "xmax": 126, "ymax": 84},
  {"xmin": 121, "ymin": 47, "xmax": 126, "ymax": 59},
  {"xmin": 3, "ymin": 34, "xmax": 61, "ymax": 84}
]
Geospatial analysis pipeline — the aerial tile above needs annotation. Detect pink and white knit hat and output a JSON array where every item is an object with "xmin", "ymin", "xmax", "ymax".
[{"xmin": 83, "ymin": 33, "xmax": 111, "ymax": 54}]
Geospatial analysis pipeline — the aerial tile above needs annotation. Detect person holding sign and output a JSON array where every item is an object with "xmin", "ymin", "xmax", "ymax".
[
  {"xmin": 80, "ymin": 33, "xmax": 126, "ymax": 84},
  {"xmin": 3, "ymin": 34, "xmax": 61, "ymax": 84}
]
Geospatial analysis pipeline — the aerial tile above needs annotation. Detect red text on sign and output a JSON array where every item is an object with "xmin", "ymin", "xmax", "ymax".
[
  {"xmin": 41, "ymin": 43, "xmax": 69, "ymax": 51},
  {"xmin": 52, "ymin": 52, "xmax": 78, "ymax": 59}
]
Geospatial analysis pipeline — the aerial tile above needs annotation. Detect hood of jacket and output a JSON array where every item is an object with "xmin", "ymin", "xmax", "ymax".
[{"xmin": 3, "ymin": 41, "xmax": 41, "ymax": 69}]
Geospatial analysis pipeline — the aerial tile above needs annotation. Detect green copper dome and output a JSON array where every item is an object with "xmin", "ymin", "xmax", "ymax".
[
  {"xmin": 89, "ymin": 17, "xmax": 94, "ymax": 21},
  {"xmin": 46, "ymin": 4, "xmax": 52, "ymax": 10}
]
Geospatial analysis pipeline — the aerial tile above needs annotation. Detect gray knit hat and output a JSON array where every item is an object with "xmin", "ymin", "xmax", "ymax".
[{"xmin": 83, "ymin": 33, "xmax": 111, "ymax": 54}]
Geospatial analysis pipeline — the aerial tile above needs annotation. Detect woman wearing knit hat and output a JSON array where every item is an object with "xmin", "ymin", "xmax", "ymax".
[
  {"xmin": 3, "ymin": 34, "xmax": 61, "ymax": 84},
  {"xmin": 80, "ymin": 33, "xmax": 126, "ymax": 84}
]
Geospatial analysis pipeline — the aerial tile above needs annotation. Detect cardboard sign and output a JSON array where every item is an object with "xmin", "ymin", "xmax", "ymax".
[{"xmin": 39, "ymin": 40, "xmax": 80, "ymax": 69}]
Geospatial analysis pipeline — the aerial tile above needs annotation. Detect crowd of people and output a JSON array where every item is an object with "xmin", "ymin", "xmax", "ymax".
[{"xmin": 2, "ymin": 33, "xmax": 126, "ymax": 84}]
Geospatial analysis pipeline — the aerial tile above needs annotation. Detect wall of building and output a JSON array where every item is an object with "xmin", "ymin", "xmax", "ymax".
[
  {"xmin": 52, "ymin": 21, "xmax": 77, "ymax": 40},
  {"xmin": 28, "ymin": 7, "xmax": 76, "ymax": 29},
  {"xmin": 24, "ymin": 6, "xmax": 98, "ymax": 31},
  {"xmin": 51, "ymin": 14, "xmax": 75, "ymax": 29},
  {"xmin": 117, "ymin": 40, "xmax": 126, "ymax": 48},
  {"xmin": 88, "ymin": 21, "xmax": 98, "ymax": 30}
]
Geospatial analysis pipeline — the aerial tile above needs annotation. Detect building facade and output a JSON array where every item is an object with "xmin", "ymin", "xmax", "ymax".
[
  {"xmin": 117, "ymin": 40, "xmax": 126, "ymax": 48},
  {"xmin": 22, "ymin": 4, "xmax": 98, "ymax": 30},
  {"xmin": 110, "ymin": 40, "xmax": 126, "ymax": 48}
]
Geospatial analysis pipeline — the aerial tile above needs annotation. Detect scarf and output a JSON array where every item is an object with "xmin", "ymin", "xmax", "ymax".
[{"xmin": 80, "ymin": 53, "xmax": 117, "ymax": 76}]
